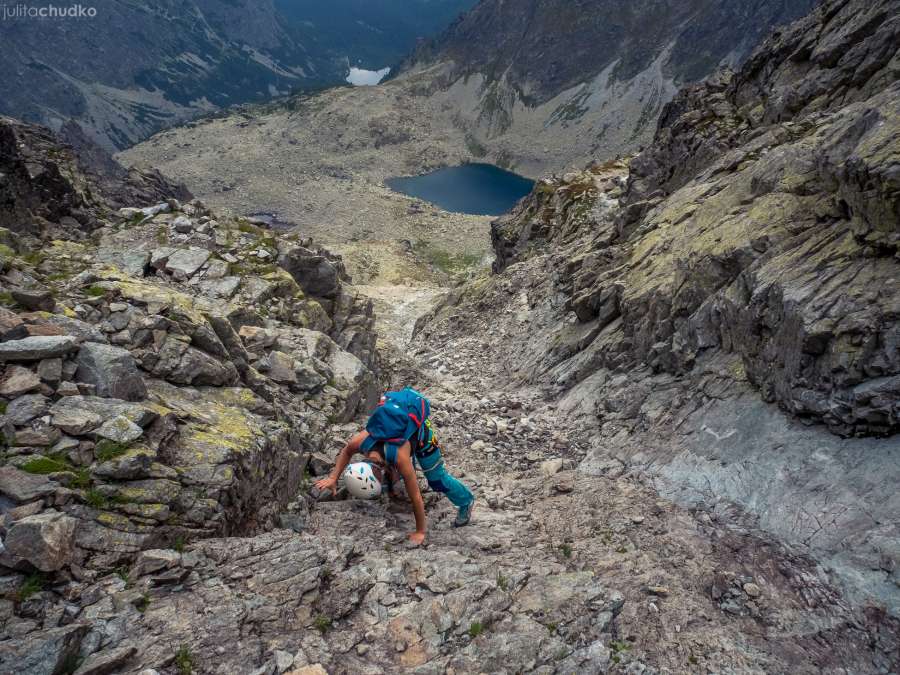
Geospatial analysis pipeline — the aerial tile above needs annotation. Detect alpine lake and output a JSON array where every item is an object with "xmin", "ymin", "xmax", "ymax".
[{"xmin": 386, "ymin": 163, "xmax": 535, "ymax": 216}]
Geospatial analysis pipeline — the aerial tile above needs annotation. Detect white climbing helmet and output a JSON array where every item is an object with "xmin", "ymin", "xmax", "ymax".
[{"xmin": 343, "ymin": 462, "xmax": 382, "ymax": 500}]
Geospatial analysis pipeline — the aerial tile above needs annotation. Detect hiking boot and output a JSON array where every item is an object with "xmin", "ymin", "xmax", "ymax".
[{"xmin": 454, "ymin": 499, "xmax": 475, "ymax": 528}]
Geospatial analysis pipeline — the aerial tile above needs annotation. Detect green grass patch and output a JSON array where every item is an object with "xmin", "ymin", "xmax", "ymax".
[
  {"xmin": 156, "ymin": 226, "xmax": 168, "ymax": 245},
  {"xmin": 0, "ymin": 401, "xmax": 7, "ymax": 414},
  {"xmin": 21, "ymin": 455, "xmax": 69, "ymax": 475},
  {"xmin": 609, "ymin": 639, "xmax": 631, "ymax": 664},
  {"xmin": 313, "ymin": 615, "xmax": 332, "ymax": 634},
  {"xmin": 84, "ymin": 489, "xmax": 109, "ymax": 509},
  {"xmin": 20, "ymin": 250, "xmax": 45, "ymax": 267},
  {"xmin": 237, "ymin": 221, "xmax": 263, "ymax": 237},
  {"xmin": 22, "ymin": 453, "xmax": 91, "ymax": 489},
  {"xmin": 85, "ymin": 285, "xmax": 107, "ymax": 297},
  {"xmin": 16, "ymin": 572, "xmax": 46, "ymax": 602},
  {"xmin": 173, "ymin": 535, "xmax": 186, "ymax": 553},
  {"xmin": 560, "ymin": 543, "xmax": 573, "ymax": 558},
  {"xmin": 0, "ymin": 291, "xmax": 18, "ymax": 308},
  {"xmin": 174, "ymin": 645, "xmax": 194, "ymax": 675},
  {"xmin": 496, "ymin": 571, "xmax": 508, "ymax": 591},
  {"xmin": 94, "ymin": 440, "xmax": 129, "ymax": 462},
  {"xmin": 413, "ymin": 240, "xmax": 482, "ymax": 274},
  {"xmin": 468, "ymin": 621, "xmax": 484, "ymax": 638},
  {"xmin": 136, "ymin": 594, "xmax": 151, "ymax": 613},
  {"xmin": 70, "ymin": 468, "xmax": 92, "ymax": 490},
  {"xmin": 114, "ymin": 566, "xmax": 130, "ymax": 585}
]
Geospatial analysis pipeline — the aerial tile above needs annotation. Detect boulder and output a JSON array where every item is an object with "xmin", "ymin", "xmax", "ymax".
[
  {"xmin": 50, "ymin": 396, "xmax": 157, "ymax": 435},
  {"xmin": 149, "ymin": 247, "xmax": 177, "ymax": 270},
  {"xmin": 0, "ymin": 465, "xmax": 58, "ymax": 503},
  {"xmin": 277, "ymin": 245, "xmax": 343, "ymax": 299},
  {"xmin": 0, "ymin": 306, "xmax": 27, "ymax": 341},
  {"xmin": 200, "ymin": 276, "xmax": 241, "ymax": 299},
  {"xmin": 2, "ymin": 510, "xmax": 77, "ymax": 571},
  {"xmin": 36, "ymin": 358, "xmax": 62, "ymax": 385},
  {"xmin": 0, "ymin": 364, "xmax": 41, "ymax": 396},
  {"xmin": 0, "ymin": 335, "xmax": 78, "ymax": 361},
  {"xmin": 294, "ymin": 362, "xmax": 326, "ymax": 393},
  {"xmin": 97, "ymin": 249, "xmax": 151, "ymax": 278},
  {"xmin": 29, "ymin": 314, "xmax": 106, "ymax": 343},
  {"xmin": 11, "ymin": 286, "xmax": 54, "ymax": 311},
  {"xmin": 72, "ymin": 644, "xmax": 137, "ymax": 675},
  {"xmin": 165, "ymin": 248, "xmax": 211, "ymax": 279},
  {"xmin": 15, "ymin": 426, "xmax": 61, "ymax": 447},
  {"xmin": 91, "ymin": 447, "xmax": 155, "ymax": 480},
  {"xmin": 266, "ymin": 351, "xmax": 297, "ymax": 384},
  {"xmin": 5, "ymin": 393, "xmax": 50, "ymax": 425},
  {"xmin": 95, "ymin": 415, "xmax": 144, "ymax": 444},
  {"xmin": 76, "ymin": 342, "xmax": 147, "ymax": 401},
  {"xmin": 172, "ymin": 216, "xmax": 194, "ymax": 233},
  {"xmin": 130, "ymin": 549, "xmax": 182, "ymax": 578},
  {"xmin": 0, "ymin": 624, "xmax": 88, "ymax": 675},
  {"xmin": 151, "ymin": 336, "xmax": 237, "ymax": 386}
]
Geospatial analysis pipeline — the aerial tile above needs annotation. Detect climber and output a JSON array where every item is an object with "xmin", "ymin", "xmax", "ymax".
[{"xmin": 314, "ymin": 387, "xmax": 475, "ymax": 546}]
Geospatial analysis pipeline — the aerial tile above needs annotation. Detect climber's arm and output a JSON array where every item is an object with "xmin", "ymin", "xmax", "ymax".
[
  {"xmin": 314, "ymin": 431, "xmax": 368, "ymax": 494},
  {"xmin": 396, "ymin": 442, "xmax": 427, "ymax": 545}
]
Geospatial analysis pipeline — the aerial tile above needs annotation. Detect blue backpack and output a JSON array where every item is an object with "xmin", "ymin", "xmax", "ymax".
[{"xmin": 360, "ymin": 387, "xmax": 432, "ymax": 462}]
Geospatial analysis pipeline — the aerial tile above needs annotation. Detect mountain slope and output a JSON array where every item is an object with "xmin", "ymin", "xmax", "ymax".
[
  {"xmin": 1, "ymin": 115, "xmax": 897, "ymax": 675},
  {"xmin": 400, "ymin": 0, "xmax": 818, "ymax": 174},
  {"xmin": 275, "ymin": 0, "xmax": 479, "ymax": 69},
  {"xmin": 0, "ymin": 0, "xmax": 476, "ymax": 152},
  {"xmin": 418, "ymin": 0, "xmax": 900, "ymax": 610}
]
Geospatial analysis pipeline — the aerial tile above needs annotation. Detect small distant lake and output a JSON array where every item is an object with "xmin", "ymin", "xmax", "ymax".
[{"xmin": 386, "ymin": 163, "xmax": 534, "ymax": 216}]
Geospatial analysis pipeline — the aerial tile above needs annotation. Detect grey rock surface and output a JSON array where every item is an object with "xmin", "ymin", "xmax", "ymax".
[
  {"xmin": 2, "ymin": 510, "xmax": 77, "ymax": 571},
  {"xmin": 75, "ymin": 343, "xmax": 147, "ymax": 401},
  {"xmin": 0, "ymin": 336, "xmax": 78, "ymax": 362},
  {"xmin": 0, "ymin": 466, "xmax": 58, "ymax": 503}
]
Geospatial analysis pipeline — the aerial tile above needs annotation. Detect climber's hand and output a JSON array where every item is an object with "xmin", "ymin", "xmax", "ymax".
[
  {"xmin": 408, "ymin": 531, "xmax": 426, "ymax": 546},
  {"xmin": 314, "ymin": 476, "xmax": 338, "ymax": 496}
]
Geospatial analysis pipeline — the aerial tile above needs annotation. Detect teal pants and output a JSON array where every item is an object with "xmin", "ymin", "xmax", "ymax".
[{"xmin": 415, "ymin": 447, "xmax": 473, "ymax": 509}]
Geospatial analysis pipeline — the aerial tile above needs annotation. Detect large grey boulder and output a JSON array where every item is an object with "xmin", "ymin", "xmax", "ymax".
[
  {"xmin": 72, "ymin": 645, "xmax": 137, "ymax": 675},
  {"xmin": 11, "ymin": 285, "xmax": 54, "ymax": 311},
  {"xmin": 0, "ymin": 306, "xmax": 27, "ymax": 340},
  {"xmin": 33, "ymin": 314, "xmax": 106, "ymax": 343},
  {"xmin": 5, "ymin": 393, "xmax": 50, "ymax": 425},
  {"xmin": 0, "ymin": 624, "xmax": 88, "ymax": 675},
  {"xmin": 0, "ymin": 364, "xmax": 41, "ymax": 396},
  {"xmin": 95, "ymin": 415, "xmax": 144, "ymax": 444},
  {"xmin": 2, "ymin": 510, "xmax": 77, "ymax": 571},
  {"xmin": 277, "ymin": 245, "xmax": 344, "ymax": 299},
  {"xmin": 0, "ymin": 336, "xmax": 78, "ymax": 362},
  {"xmin": 50, "ymin": 396, "xmax": 157, "ymax": 435},
  {"xmin": 0, "ymin": 465, "xmax": 58, "ymax": 503},
  {"xmin": 76, "ymin": 342, "xmax": 147, "ymax": 401},
  {"xmin": 150, "ymin": 336, "xmax": 238, "ymax": 386},
  {"xmin": 97, "ymin": 248, "xmax": 151, "ymax": 278},
  {"xmin": 165, "ymin": 248, "xmax": 211, "ymax": 279}
]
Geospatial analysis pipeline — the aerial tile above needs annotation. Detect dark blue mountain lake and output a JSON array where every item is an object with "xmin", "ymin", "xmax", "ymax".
[{"xmin": 386, "ymin": 163, "xmax": 535, "ymax": 216}]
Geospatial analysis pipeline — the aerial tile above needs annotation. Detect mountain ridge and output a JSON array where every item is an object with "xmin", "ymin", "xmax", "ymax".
[{"xmin": 0, "ymin": 0, "xmax": 477, "ymax": 152}]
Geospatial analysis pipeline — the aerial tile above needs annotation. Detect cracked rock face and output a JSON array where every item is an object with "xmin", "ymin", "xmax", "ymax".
[
  {"xmin": 421, "ymin": 0, "xmax": 900, "ymax": 621},
  {"xmin": 0, "ymin": 115, "xmax": 380, "ymax": 640}
]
